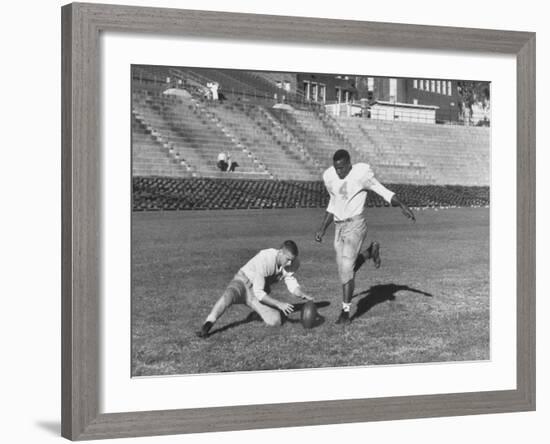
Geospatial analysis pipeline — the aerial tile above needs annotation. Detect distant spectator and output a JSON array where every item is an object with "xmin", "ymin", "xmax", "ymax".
[
  {"xmin": 201, "ymin": 84, "xmax": 211, "ymax": 101},
  {"xmin": 227, "ymin": 153, "xmax": 238, "ymax": 172},
  {"xmin": 207, "ymin": 82, "xmax": 220, "ymax": 101},
  {"xmin": 217, "ymin": 151, "xmax": 239, "ymax": 172},
  {"xmin": 217, "ymin": 151, "xmax": 228, "ymax": 171}
]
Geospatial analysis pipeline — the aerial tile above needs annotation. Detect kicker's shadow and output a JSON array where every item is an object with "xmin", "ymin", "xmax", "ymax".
[
  {"xmin": 207, "ymin": 311, "xmax": 261, "ymax": 337},
  {"xmin": 351, "ymin": 283, "xmax": 433, "ymax": 321}
]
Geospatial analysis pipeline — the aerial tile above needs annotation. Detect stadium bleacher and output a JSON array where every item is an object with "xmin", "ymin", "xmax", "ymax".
[
  {"xmin": 133, "ymin": 177, "xmax": 489, "ymax": 211},
  {"xmin": 131, "ymin": 66, "xmax": 490, "ymax": 210}
]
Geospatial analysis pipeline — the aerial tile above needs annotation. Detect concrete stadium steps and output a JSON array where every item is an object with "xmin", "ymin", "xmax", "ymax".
[
  {"xmin": 353, "ymin": 119, "xmax": 490, "ymax": 186},
  {"xmin": 132, "ymin": 177, "xmax": 490, "ymax": 211},
  {"xmin": 258, "ymin": 106, "xmax": 325, "ymax": 176},
  {"xmin": 131, "ymin": 73, "xmax": 489, "ymax": 186},
  {"xmin": 335, "ymin": 117, "xmax": 433, "ymax": 184},
  {"xmin": 132, "ymin": 91, "xmax": 269, "ymax": 179},
  {"xmin": 132, "ymin": 118, "xmax": 192, "ymax": 178},
  {"xmin": 204, "ymin": 102, "xmax": 322, "ymax": 181},
  {"xmin": 177, "ymin": 67, "xmax": 282, "ymax": 101},
  {"xmin": 267, "ymin": 108, "xmax": 343, "ymax": 170},
  {"xmin": 133, "ymin": 96, "xmax": 208, "ymax": 174},
  {"xmin": 165, "ymin": 98, "xmax": 270, "ymax": 177}
]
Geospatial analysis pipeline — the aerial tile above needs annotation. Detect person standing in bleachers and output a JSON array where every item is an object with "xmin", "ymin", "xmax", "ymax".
[{"xmin": 226, "ymin": 152, "xmax": 238, "ymax": 172}]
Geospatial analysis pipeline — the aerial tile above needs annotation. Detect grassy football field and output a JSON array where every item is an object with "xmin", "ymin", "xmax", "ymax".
[{"xmin": 131, "ymin": 206, "xmax": 490, "ymax": 376}]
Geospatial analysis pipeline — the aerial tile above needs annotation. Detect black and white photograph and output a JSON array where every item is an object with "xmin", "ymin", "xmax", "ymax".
[
  {"xmin": 3, "ymin": 0, "xmax": 544, "ymax": 442},
  {"xmin": 131, "ymin": 65, "xmax": 491, "ymax": 376}
]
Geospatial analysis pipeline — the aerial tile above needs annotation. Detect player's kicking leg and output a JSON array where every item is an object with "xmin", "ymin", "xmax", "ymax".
[{"xmin": 353, "ymin": 241, "xmax": 381, "ymax": 272}]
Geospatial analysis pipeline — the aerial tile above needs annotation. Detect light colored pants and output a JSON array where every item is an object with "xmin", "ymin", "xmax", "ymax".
[
  {"xmin": 206, "ymin": 272, "xmax": 282, "ymax": 326},
  {"xmin": 333, "ymin": 215, "xmax": 368, "ymax": 284}
]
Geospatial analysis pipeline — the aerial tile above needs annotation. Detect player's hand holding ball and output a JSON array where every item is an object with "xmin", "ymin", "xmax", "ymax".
[{"xmin": 279, "ymin": 302, "xmax": 294, "ymax": 315}]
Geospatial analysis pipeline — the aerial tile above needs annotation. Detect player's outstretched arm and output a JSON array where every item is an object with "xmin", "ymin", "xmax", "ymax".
[
  {"xmin": 261, "ymin": 294, "xmax": 294, "ymax": 315},
  {"xmin": 315, "ymin": 212, "xmax": 334, "ymax": 242},
  {"xmin": 391, "ymin": 194, "xmax": 416, "ymax": 222},
  {"xmin": 292, "ymin": 286, "xmax": 314, "ymax": 301}
]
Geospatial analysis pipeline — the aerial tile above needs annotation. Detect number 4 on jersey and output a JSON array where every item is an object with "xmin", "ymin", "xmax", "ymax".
[{"xmin": 338, "ymin": 181, "xmax": 348, "ymax": 200}]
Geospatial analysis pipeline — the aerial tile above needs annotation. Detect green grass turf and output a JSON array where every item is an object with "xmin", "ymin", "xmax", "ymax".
[{"xmin": 131, "ymin": 207, "xmax": 490, "ymax": 376}]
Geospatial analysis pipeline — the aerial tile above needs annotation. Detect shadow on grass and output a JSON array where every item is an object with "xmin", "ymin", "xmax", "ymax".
[
  {"xmin": 208, "ymin": 311, "xmax": 262, "ymax": 337},
  {"xmin": 352, "ymin": 283, "xmax": 433, "ymax": 321},
  {"xmin": 209, "ymin": 301, "xmax": 331, "ymax": 335}
]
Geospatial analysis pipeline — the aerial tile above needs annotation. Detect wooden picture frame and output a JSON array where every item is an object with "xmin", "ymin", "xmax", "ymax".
[{"xmin": 61, "ymin": 2, "xmax": 535, "ymax": 440}]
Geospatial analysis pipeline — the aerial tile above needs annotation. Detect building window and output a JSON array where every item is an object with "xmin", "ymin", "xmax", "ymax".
[
  {"xmin": 336, "ymin": 87, "xmax": 342, "ymax": 103},
  {"xmin": 311, "ymin": 83, "xmax": 318, "ymax": 102},
  {"xmin": 419, "ymin": 80, "xmax": 424, "ymax": 91},
  {"xmin": 303, "ymin": 81, "xmax": 310, "ymax": 100},
  {"xmin": 442, "ymin": 81, "xmax": 447, "ymax": 95},
  {"xmin": 389, "ymin": 78, "xmax": 397, "ymax": 102},
  {"xmin": 319, "ymin": 84, "xmax": 326, "ymax": 103},
  {"xmin": 413, "ymin": 98, "xmax": 418, "ymax": 105},
  {"xmin": 367, "ymin": 77, "xmax": 374, "ymax": 92},
  {"xmin": 283, "ymin": 81, "xmax": 291, "ymax": 91},
  {"xmin": 413, "ymin": 79, "xmax": 418, "ymax": 89},
  {"xmin": 344, "ymin": 90, "xmax": 351, "ymax": 103},
  {"xmin": 436, "ymin": 80, "xmax": 441, "ymax": 94},
  {"xmin": 447, "ymin": 81, "xmax": 452, "ymax": 95},
  {"xmin": 431, "ymin": 80, "xmax": 435, "ymax": 92}
]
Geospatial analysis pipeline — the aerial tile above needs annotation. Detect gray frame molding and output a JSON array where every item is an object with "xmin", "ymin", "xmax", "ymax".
[{"xmin": 61, "ymin": 2, "xmax": 536, "ymax": 440}]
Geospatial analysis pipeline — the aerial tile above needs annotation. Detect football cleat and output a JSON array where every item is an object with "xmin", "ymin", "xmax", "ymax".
[
  {"xmin": 195, "ymin": 321, "xmax": 213, "ymax": 339},
  {"xmin": 335, "ymin": 310, "xmax": 351, "ymax": 325}
]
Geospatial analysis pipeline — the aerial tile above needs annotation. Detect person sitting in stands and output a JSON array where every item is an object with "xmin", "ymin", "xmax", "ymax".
[{"xmin": 217, "ymin": 151, "xmax": 228, "ymax": 171}]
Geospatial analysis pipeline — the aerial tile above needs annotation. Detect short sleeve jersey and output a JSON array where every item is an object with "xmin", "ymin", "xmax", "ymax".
[
  {"xmin": 239, "ymin": 249, "xmax": 300, "ymax": 300},
  {"xmin": 323, "ymin": 163, "xmax": 395, "ymax": 221}
]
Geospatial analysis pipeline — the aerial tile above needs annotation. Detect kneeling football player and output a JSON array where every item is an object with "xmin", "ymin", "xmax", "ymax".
[{"xmin": 196, "ymin": 240, "xmax": 314, "ymax": 338}]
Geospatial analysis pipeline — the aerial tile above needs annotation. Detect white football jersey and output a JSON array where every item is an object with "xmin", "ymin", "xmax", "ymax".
[
  {"xmin": 323, "ymin": 163, "xmax": 395, "ymax": 221},
  {"xmin": 240, "ymin": 248, "xmax": 300, "ymax": 301}
]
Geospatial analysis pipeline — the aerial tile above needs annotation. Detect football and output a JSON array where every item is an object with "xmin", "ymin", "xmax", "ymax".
[{"xmin": 301, "ymin": 301, "xmax": 318, "ymax": 329}]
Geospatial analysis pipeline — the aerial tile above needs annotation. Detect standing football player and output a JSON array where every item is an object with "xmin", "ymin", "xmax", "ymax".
[
  {"xmin": 315, "ymin": 149, "xmax": 415, "ymax": 325},
  {"xmin": 196, "ymin": 240, "xmax": 314, "ymax": 338}
]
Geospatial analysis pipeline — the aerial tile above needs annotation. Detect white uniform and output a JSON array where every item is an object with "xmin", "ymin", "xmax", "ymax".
[
  {"xmin": 323, "ymin": 163, "xmax": 395, "ymax": 221},
  {"xmin": 322, "ymin": 163, "xmax": 394, "ymax": 283},
  {"xmin": 240, "ymin": 248, "xmax": 300, "ymax": 301},
  {"xmin": 206, "ymin": 249, "xmax": 301, "ymax": 327}
]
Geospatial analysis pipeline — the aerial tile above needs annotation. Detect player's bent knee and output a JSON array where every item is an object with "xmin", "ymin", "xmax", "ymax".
[
  {"xmin": 264, "ymin": 312, "xmax": 282, "ymax": 327},
  {"xmin": 221, "ymin": 291, "xmax": 235, "ymax": 306}
]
